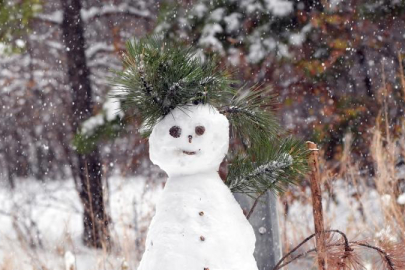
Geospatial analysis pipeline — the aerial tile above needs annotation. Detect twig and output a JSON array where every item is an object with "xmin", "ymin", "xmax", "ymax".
[
  {"xmin": 273, "ymin": 229, "xmax": 397, "ymax": 270},
  {"xmin": 276, "ymin": 247, "xmax": 317, "ymax": 269},
  {"xmin": 273, "ymin": 232, "xmax": 317, "ymax": 270},
  {"xmin": 351, "ymin": 241, "xmax": 395, "ymax": 270},
  {"xmin": 246, "ymin": 192, "xmax": 265, "ymax": 220},
  {"xmin": 273, "ymin": 229, "xmax": 350, "ymax": 270}
]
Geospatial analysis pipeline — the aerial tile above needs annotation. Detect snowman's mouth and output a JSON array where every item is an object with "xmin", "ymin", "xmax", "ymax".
[{"xmin": 182, "ymin": 150, "xmax": 196, "ymax": 155}]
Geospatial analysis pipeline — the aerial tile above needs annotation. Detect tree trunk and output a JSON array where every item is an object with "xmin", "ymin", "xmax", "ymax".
[{"xmin": 61, "ymin": 0, "xmax": 109, "ymax": 248}]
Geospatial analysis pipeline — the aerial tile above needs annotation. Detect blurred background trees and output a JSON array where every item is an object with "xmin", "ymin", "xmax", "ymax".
[
  {"xmin": 0, "ymin": 0, "xmax": 156, "ymax": 247},
  {"xmin": 0, "ymin": 0, "xmax": 155, "ymax": 186},
  {"xmin": 158, "ymin": 0, "xmax": 405, "ymax": 167}
]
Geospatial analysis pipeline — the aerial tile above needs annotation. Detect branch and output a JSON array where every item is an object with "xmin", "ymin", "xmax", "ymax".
[
  {"xmin": 351, "ymin": 241, "xmax": 395, "ymax": 270},
  {"xmin": 246, "ymin": 192, "xmax": 265, "ymax": 220},
  {"xmin": 273, "ymin": 232, "xmax": 317, "ymax": 270},
  {"xmin": 273, "ymin": 229, "xmax": 351, "ymax": 270},
  {"xmin": 276, "ymin": 247, "xmax": 317, "ymax": 269},
  {"xmin": 273, "ymin": 229, "xmax": 399, "ymax": 270}
]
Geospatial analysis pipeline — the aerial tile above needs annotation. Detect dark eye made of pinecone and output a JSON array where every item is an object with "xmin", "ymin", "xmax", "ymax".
[
  {"xmin": 195, "ymin": 126, "xmax": 205, "ymax": 136},
  {"xmin": 169, "ymin": 126, "xmax": 181, "ymax": 138}
]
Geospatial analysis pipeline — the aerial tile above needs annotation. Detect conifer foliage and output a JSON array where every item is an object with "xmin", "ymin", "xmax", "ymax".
[
  {"xmin": 111, "ymin": 37, "xmax": 233, "ymax": 134},
  {"xmin": 111, "ymin": 35, "xmax": 309, "ymax": 200}
]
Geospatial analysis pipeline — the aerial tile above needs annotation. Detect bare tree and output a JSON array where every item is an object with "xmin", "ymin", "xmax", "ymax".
[{"xmin": 61, "ymin": 0, "xmax": 109, "ymax": 248}]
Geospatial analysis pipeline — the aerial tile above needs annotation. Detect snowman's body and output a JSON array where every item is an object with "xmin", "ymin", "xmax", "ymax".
[{"xmin": 138, "ymin": 105, "xmax": 258, "ymax": 270}]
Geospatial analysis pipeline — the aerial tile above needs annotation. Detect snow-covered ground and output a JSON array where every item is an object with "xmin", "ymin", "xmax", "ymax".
[
  {"xmin": 0, "ymin": 176, "xmax": 163, "ymax": 270},
  {"xmin": 0, "ymin": 175, "xmax": 400, "ymax": 269}
]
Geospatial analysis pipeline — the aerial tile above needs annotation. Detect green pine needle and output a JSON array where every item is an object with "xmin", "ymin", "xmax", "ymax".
[
  {"xmin": 226, "ymin": 136, "xmax": 309, "ymax": 196},
  {"xmin": 220, "ymin": 85, "xmax": 280, "ymax": 153},
  {"xmin": 110, "ymin": 35, "xmax": 233, "ymax": 133}
]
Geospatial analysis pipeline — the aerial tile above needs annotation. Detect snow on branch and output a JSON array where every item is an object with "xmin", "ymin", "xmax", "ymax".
[
  {"xmin": 85, "ymin": 43, "xmax": 115, "ymax": 59},
  {"xmin": 81, "ymin": 3, "xmax": 151, "ymax": 22},
  {"xmin": 242, "ymin": 154, "xmax": 293, "ymax": 183},
  {"xmin": 229, "ymin": 153, "xmax": 294, "ymax": 194},
  {"xmin": 33, "ymin": 3, "xmax": 151, "ymax": 26},
  {"xmin": 34, "ymin": 11, "xmax": 63, "ymax": 24}
]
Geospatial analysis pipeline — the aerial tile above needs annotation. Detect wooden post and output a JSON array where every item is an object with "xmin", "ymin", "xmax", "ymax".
[{"xmin": 306, "ymin": 141, "xmax": 327, "ymax": 270}]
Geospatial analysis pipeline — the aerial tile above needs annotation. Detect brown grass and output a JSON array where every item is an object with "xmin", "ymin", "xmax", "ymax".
[{"xmin": 278, "ymin": 56, "xmax": 405, "ymax": 269}]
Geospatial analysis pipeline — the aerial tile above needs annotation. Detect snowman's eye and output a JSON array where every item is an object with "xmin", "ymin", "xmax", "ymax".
[
  {"xmin": 195, "ymin": 126, "xmax": 205, "ymax": 136},
  {"xmin": 169, "ymin": 126, "xmax": 182, "ymax": 138}
]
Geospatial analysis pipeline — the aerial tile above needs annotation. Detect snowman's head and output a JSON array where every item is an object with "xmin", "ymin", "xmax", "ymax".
[{"xmin": 149, "ymin": 104, "xmax": 229, "ymax": 176}]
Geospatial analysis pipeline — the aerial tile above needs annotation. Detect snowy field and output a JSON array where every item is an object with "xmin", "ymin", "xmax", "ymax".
[
  {"xmin": 0, "ymin": 174, "xmax": 398, "ymax": 269},
  {"xmin": 0, "ymin": 176, "xmax": 163, "ymax": 270}
]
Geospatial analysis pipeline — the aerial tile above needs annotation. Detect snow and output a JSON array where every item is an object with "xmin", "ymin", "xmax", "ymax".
[
  {"xmin": 375, "ymin": 226, "xmax": 398, "ymax": 242},
  {"xmin": 264, "ymin": 0, "xmax": 293, "ymax": 16},
  {"xmin": 192, "ymin": 3, "xmax": 208, "ymax": 19},
  {"xmin": 209, "ymin": 8, "xmax": 225, "ymax": 22},
  {"xmin": 15, "ymin": 39, "xmax": 26, "ymax": 48},
  {"xmin": 241, "ymin": 0, "xmax": 264, "ymax": 14},
  {"xmin": 0, "ymin": 173, "xmax": 398, "ymax": 270},
  {"xmin": 0, "ymin": 43, "xmax": 7, "ymax": 55},
  {"xmin": 139, "ymin": 172, "xmax": 258, "ymax": 270},
  {"xmin": 36, "ymin": 10, "xmax": 63, "ymax": 24},
  {"xmin": 199, "ymin": 23, "xmax": 224, "ymax": 54},
  {"xmin": 247, "ymin": 30, "xmax": 279, "ymax": 63},
  {"xmin": 103, "ymin": 96, "xmax": 124, "ymax": 121},
  {"xmin": 149, "ymin": 104, "xmax": 229, "ymax": 176},
  {"xmin": 85, "ymin": 43, "xmax": 114, "ymax": 59},
  {"xmin": 143, "ymin": 104, "xmax": 258, "ymax": 269},
  {"xmin": 330, "ymin": 0, "xmax": 344, "ymax": 8},
  {"xmin": 381, "ymin": 193, "xmax": 392, "ymax": 205},
  {"xmin": 80, "ymin": 93, "xmax": 123, "ymax": 135},
  {"xmin": 81, "ymin": 3, "xmax": 151, "ymax": 22},
  {"xmin": 0, "ymin": 176, "xmax": 163, "ymax": 270},
  {"xmin": 289, "ymin": 24, "xmax": 312, "ymax": 46},
  {"xmin": 81, "ymin": 114, "xmax": 104, "ymax": 135},
  {"xmin": 64, "ymin": 251, "xmax": 76, "ymax": 270},
  {"xmin": 248, "ymin": 42, "xmax": 266, "ymax": 64},
  {"xmin": 227, "ymin": 48, "xmax": 241, "ymax": 66},
  {"xmin": 397, "ymin": 193, "xmax": 405, "ymax": 204},
  {"xmin": 224, "ymin": 13, "xmax": 242, "ymax": 33}
]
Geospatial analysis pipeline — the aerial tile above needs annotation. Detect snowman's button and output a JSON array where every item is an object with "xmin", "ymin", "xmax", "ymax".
[
  {"xmin": 199, "ymin": 211, "xmax": 204, "ymax": 216},
  {"xmin": 200, "ymin": 236, "xmax": 205, "ymax": 241}
]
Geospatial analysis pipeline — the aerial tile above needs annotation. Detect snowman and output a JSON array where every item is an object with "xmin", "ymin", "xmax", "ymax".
[
  {"xmin": 113, "ymin": 36, "xmax": 305, "ymax": 270},
  {"xmin": 138, "ymin": 104, "xmax": 258, "ymax": 270}
]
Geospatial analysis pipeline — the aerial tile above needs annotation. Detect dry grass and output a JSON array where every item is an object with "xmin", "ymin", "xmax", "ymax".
[
  {"xmin": 279, "ymin": 125, "xmax": 405, "ymax": 269},
  {"xmin": 279, "ymin": 57, "xmax": 405, "ymax": 269}
]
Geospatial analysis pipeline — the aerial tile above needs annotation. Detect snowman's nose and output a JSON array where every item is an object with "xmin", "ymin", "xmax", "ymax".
[{"xmin": 188, "ymin": 135, "xmax": 192, "ymax": 143}]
